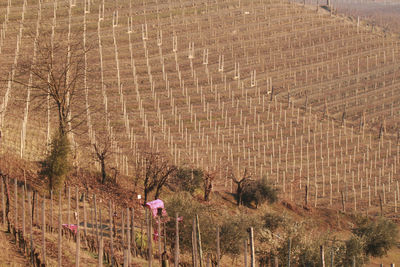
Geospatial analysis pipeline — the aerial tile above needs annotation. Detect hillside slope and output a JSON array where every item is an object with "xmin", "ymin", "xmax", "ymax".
[{"xmin": 0, "ymin": 0, "xmax": 399, "ymax": 228}]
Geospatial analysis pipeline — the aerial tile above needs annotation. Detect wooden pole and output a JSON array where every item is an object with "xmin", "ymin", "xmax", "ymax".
[
  {"xmin": 127, "ymin": 208, "xmax": 131, "ymax": 265},
  {"xmin": 244, "ymin": 238, "xmax": 248, "ymax": 267},
  {"xmin": 94, "ymin": 194, "xmax": 98, "ymax": 243},
  {"xmin": 1, "ymin": 178, "xmax": 5, "ymax": 226},
  {"xmin": 76, "ymin": 188, "xmax": 80, "ymax": 267},
  {"xmin": 109, "ymin": 200, "xmax": 114, "ymax": 267},
  {"xmin": 320, "ymin": 245, "xmax": 325, "ymax": 267},
  {"xmin": 216, "ymin": 226, "xmax": 220, "ymax": 267},
  {"xmin": 50, "ymin": 190, "xmax": 53, "ymax": 232},
  {"xmin": 196, "ymin": 214, "xmax": 203, "ymax": 267},
  {"xmin": 249, "ymin": 227, "xmax": 255, "ymax": 267},
  {"xmin": 29, "ymin": 190, "xmax": 34, "ymax": 265},
  {"xmin": 68, "ymin": 187, "xmax": 70, "ymax": 227},
  {"xmin": 14, "ymin": 178, "xmax": 17, "ymax": 229},
  {"xmin": 83, "ymin": 192, "xmax": 87, "ymax": 236},
  {"xmin": 192, "ymin": 217, "xmax": 197, "ymax": 267},
  {"xmin": 131, "ymin": 208, "xmax": 136, "ymax": 257},
  {"xmin": 42, "ymin": 199, "xmax": 46, "ymax": 264},
  {"xmin": 158, "ymin": 214, "xmax": 161, "ymax": 263},
  {"xmin": 174, "ymin": 213, "xmax": 179, "ymax": 267},
  {"xmin": 98, "ymin": 236, "xmax": 103, "ymax": 267},
  {"xmin": 287, "ymin": 238, "xmax": 291, "ymax": 267},
  {"xmin": 147, "ymin": 208, "xmax": 152, "ymax": 267},
  {"xmin": 22, "ymin": 186, "xmax": 25, "ymax": 237},
  {"xmin": 58, "ymin": 193, "xmax": 62, "ymax": 267}
]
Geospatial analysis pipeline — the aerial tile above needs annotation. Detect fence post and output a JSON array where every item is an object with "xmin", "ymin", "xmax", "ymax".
[
  {"xmin": 127, "ymin": 208, "xmax": 131, "ymax": 265},
  {"xmin": 1, "ymin": 178, "xmax": 5, "ymax": 226},
  {"xmin": 320, "ymin": 245, "xmax": 325, "ymax": 267},
  {"xmin": 14, "ymin": 178, "xmax": 17, "ymax": 230},
  {"xmin": 287, "ymin": 238, "xmax": 291, "ymax": 267},
  {"xmin": 29, "ymin": 190, "xmax": 34, "ymax": 265},
  {"xmin": 174, "ymin": 213, "xmax": 179, "ymax": 267},
  {"xmin": 58, "ymin": 193, "xmax": 62, "ymax": 267},
  {"xmin": 157, "ymin": 213, "xmax": 161, "ymax": 263},
  {"xmin": 249, "ymin": 227, "xmax": 255, "ymax": 267},
  {"xmin": 50, "ymin": 190, "xmax": 53, "ymax": 232},
  {"xmin": 22, "ymin": 186, "xmax": 25, "ymax": 237},
  {"xmin": 109, "ymin": 200, "xmax": 114, "ymax": 266},
  {"xmin": 192, "ymin": 217, "xmax": 197, "ymax": 267},
  {"xmin": 216, "ymin": 226, "xmax": 220, "ymax": 267},
  {"xmin": 131, "ymin": 207, "xmax": 136, "ymax": 257},
  {"xmin": 83, "ymin": 192, "xmax": 87, "ymax": 237},
  {"xmin": 147, "ymin": 208, "xmax": 152, "ymax": 267},
  {"xmin": 68, "ymin": 187, "xmax": 70, "ymax": 227},
  {"xmin": 94, "ymin": 194, "xmax": 98, "ymax": 243},
  {"xmin": 196, "ymin": 214, "xmax": 203, "ymax": 267},
  {"xmin": 42, "ymin": 199, "xmax": 46, "ymax": 264},
  {"xmin": 76, "ymin": 188, "xmax": 80, "ymax": 267},
  {"xmin": 244, "ymin": 238, "xmax": 248, "ymax": 267},
  {"xmin": 98, "ymin": 236, "xmax": 103, "ymax": 267}
]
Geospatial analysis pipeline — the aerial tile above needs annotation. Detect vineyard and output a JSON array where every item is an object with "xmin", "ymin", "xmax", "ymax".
[{"xmin": 0, "ymin": 0, "xmax": 400, "ymax": 265}]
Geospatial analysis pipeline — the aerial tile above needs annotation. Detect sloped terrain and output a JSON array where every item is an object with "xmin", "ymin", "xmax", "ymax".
[{"xmin": 0, "ymin": 0, "xmax": 399, "ymax": 248}]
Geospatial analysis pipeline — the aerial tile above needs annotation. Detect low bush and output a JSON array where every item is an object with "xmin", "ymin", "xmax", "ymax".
[
  {"xmin": 170, "ymin": 167, "xmax": 203, "ymax": 194},
  {"xmin": 240, "ymin": 178, "xmax": 278, "ymax": 208}
]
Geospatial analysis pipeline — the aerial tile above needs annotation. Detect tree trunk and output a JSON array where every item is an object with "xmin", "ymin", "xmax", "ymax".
[{"xmin": 101, "ymin": 159, "xmax": 106, "ymax": 184}]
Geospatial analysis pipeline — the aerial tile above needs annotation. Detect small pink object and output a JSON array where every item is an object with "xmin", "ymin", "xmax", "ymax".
[
  {"xmin": 145, "ymin": 199, "xmax": 167, "ymax": 218},
  {"xmin": 62, "ymin": 224, "xmax": 78, "ymax": 234}
]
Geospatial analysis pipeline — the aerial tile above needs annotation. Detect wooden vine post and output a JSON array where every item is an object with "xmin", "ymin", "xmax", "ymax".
[
  {"xmin": 75, "ymin": 188, "xmax": 80, "ymax": 267},
  {"xmin": 196, "ymin": 214, "xmax": 204, "ymax": 267},
  {"xmin": 42, "ymin": 199, "xmax": 46, "ymax": 264},
  {"xmin": 1, "ymin": 178, "xmax": 5, "ymax": 226},
  {"xmin": 146, "ymin": 208, "xmax": 152, "ymax": 267},
  {"xmin": 216, "ymin": 226, "xmax": 220, "ymax": 267},
  {"xmin": 249, "ymin": 227, "xmax": 255, "ymax": 267},
  {"xmin": 58, "ymin": 193, "xmax": 62, "ymax": 267},
  {"xmin": 192, "ymin": 217, "xmax": 197, "ymax": 267},
  {"xmin": 174, "ymin": 213, "xmax": 179, "ymax": 267}
]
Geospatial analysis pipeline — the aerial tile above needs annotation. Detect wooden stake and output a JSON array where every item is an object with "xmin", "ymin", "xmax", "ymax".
[
  {"xmin": 76, "ymin": 188, "xmax": 80, "ymax": 267},
  {"xmin": 249, "ymin": 227, "xmax": 255, "ymax": 267},
  {"xmin": 42, "ymin": 199, "xmax": 46, "ymax": 264},
  {"xmin": 1, "ymin": 179, "xmax": 4, "ymax": 226},
  {"xmin": 320, "ymin": 246, "xmax": 325, "ymax": 267},
  {"xmin": 174, "ymin": 213, "xmax": 179, "ymax": 267},
  {"xmin": 58, "ymin": 193, "xmax": 62, "ymax": 267},
  {"xmin": 98, "ymin": 237, "xmax": 103, "ymax": 267},
  {"xmin": 68, "ymin": 187, "xmax": 70, "ymax": 227},
  {"xmin": 216, "ymin": 226, "xmax": 220, "ymax": 267},
  {"xmin": 50, "ymin": 190, "xmax": 53, "ymax": 232},
  {"xmin": 196, "ymin": 214, "xmax": 203, "ymax": 267},
  {"xmin": 244, "ymin": 238, "xmax": 248, "ymax": 267},
  {"xmin": 147, "ymin": 208, "xmax": 152, "ymax": 267},
  {"xmin": 14, "ymin": 178, "xmax": 17, "ymax": 229},
  {"xmin": 22, "ymin": 187, "xmax": 25, "ymax": 236},
  {"xmin": 110, "ymin": 201, "xmax": 114, "ymax": 266}
]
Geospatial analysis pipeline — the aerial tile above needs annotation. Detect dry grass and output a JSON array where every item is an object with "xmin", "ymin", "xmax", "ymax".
[{"xmin": 0, "ymin": 226, "xmax": 29, "ymax": 267}]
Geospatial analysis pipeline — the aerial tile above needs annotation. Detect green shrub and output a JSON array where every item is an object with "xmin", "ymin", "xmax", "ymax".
[
  {"xmin": 336, "ymin": 236, "xmax": 368, "ymax": 267},
  {"xmin": 352, "ymin": 217, "xmax": 398, "ymax": 258},
  {"xmin": 219, "ymin": 212, "xmax": 262, "ymax": 256},
  {"xmin": 262, "ymin": 212, "xmax": 283, "ymax": 232},
  {"xmin": 164, "ymin": 192, "xmax": 216, "ymax": 253},
  {"xmin": 241, "ymin": 178, "xmax": 278, "ymax": 208},
  {"xmin": 171, "ymin": 168, "xmax": 203, "ymax": 194},
  {"xmin": 40, "ymin": 131, "xmax": 71, "ymax": 195}
]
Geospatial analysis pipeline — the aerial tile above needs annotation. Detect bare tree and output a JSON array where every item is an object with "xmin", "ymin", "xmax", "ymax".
[
  {"xmin": 230, "ymin": 168, "xmax": 252, "ymax": 206},
  {"xmin": 92, "ymin": 133, "xmax": 114, "ymax": 184},
  {"xmin": 14, "ymin": 28, "xmax": 89, "ymax": 137},
  {"xmin": 203, "ymin": 170, "xmax": 216, "ymax": 202},
  {"xmin": 137, "ymin": 152, "xmax": 177, "ymax": 203}
]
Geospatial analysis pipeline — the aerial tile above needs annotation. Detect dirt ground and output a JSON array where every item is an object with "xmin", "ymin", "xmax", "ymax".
[{"xmin": 0, "ymin": 225, "xmax": 29, "ymax": 267}]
